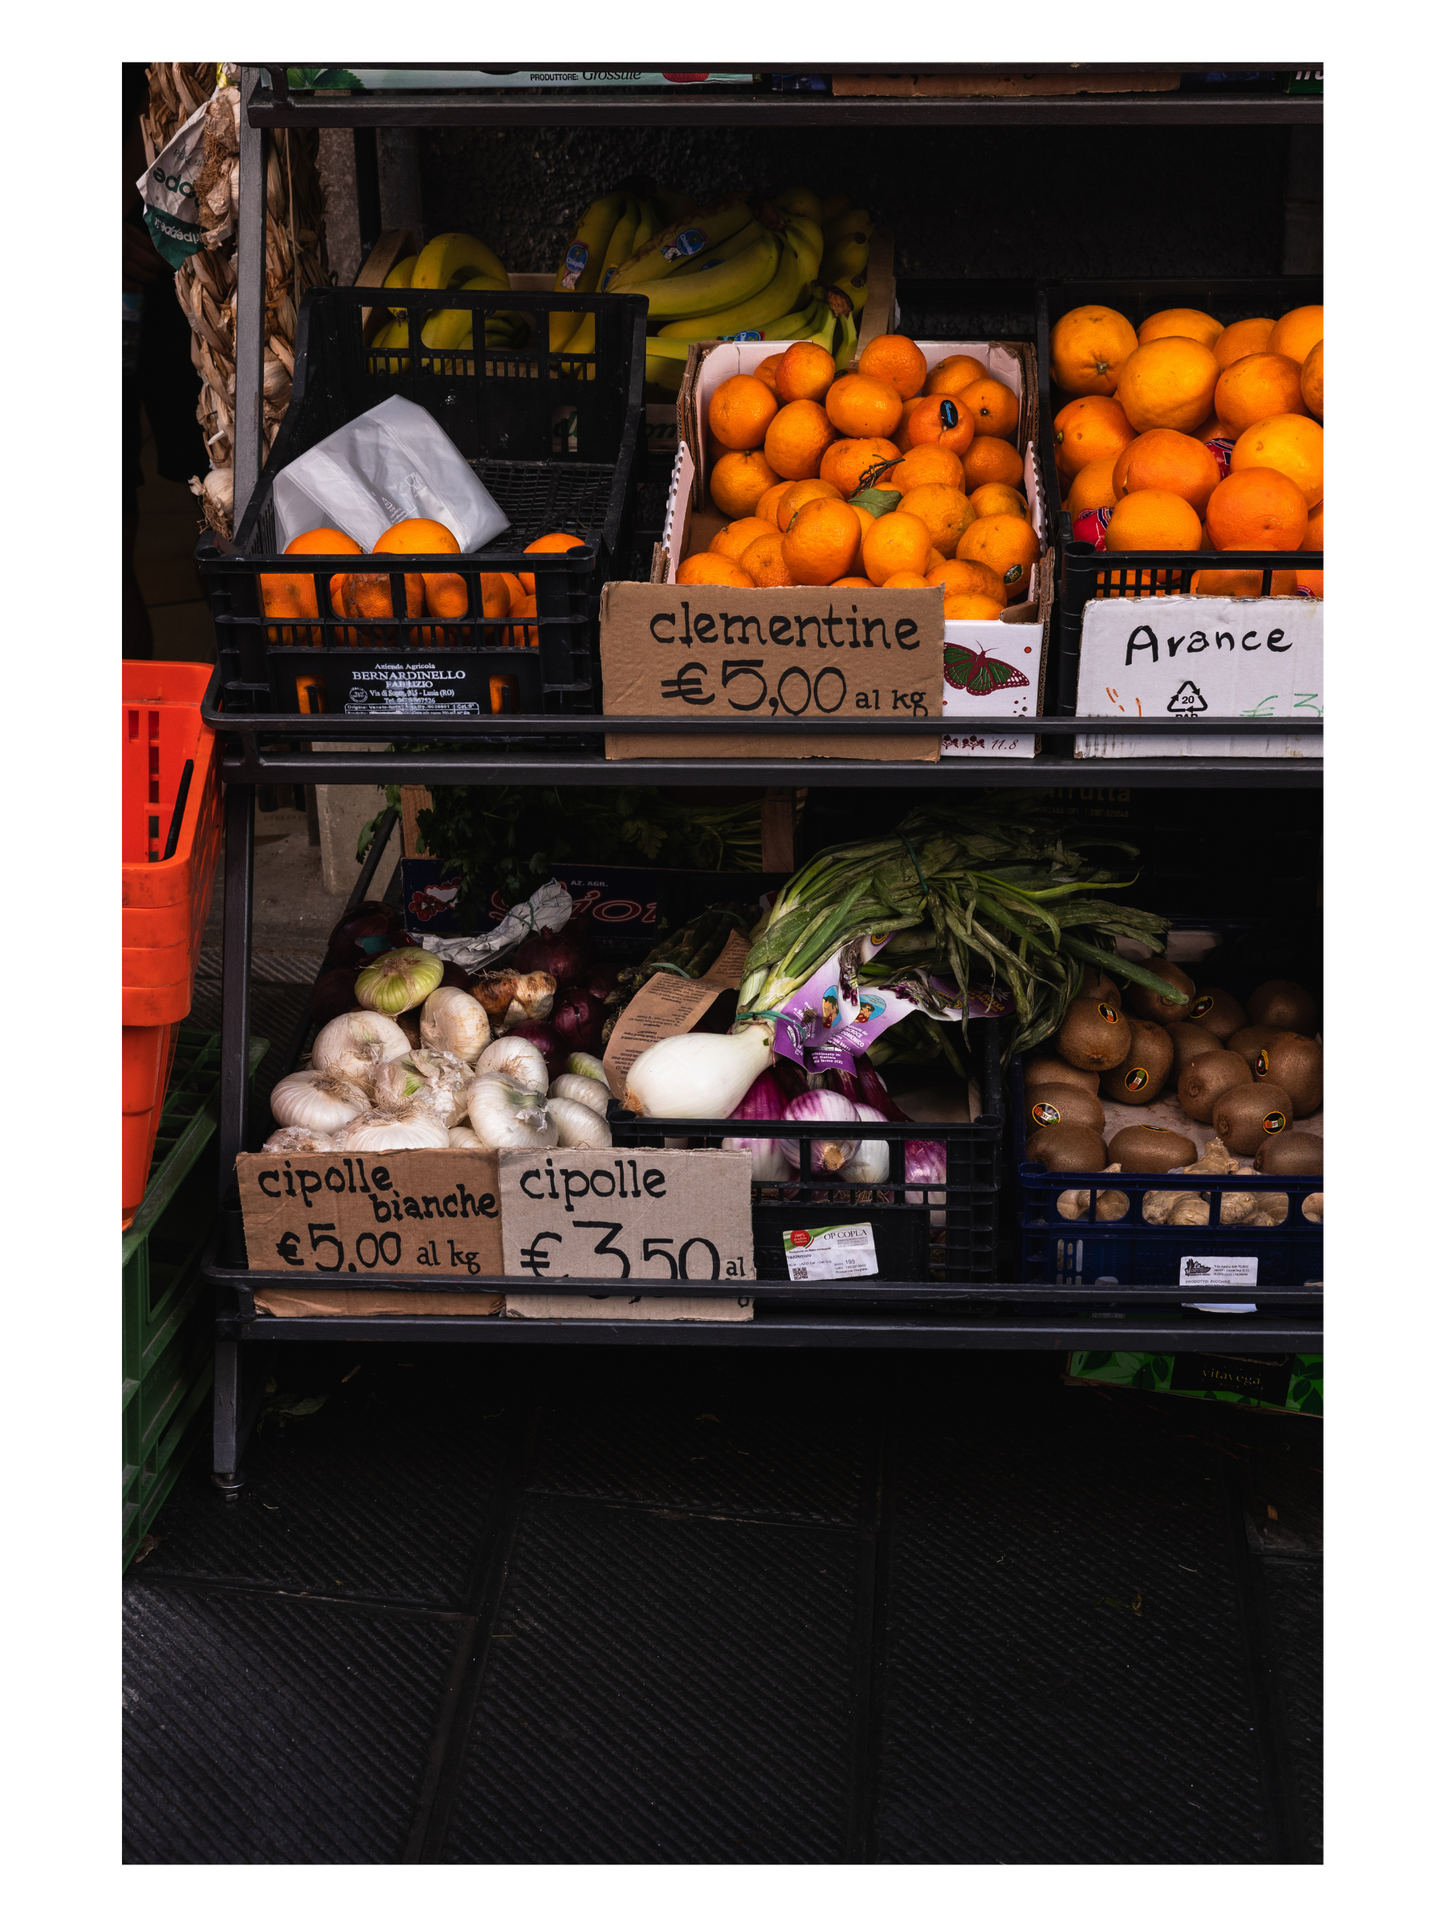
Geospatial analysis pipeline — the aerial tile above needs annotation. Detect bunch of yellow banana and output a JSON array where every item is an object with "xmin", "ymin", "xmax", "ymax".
[{"xmin": 372, "ymin": 232, "xmax": 526, "ymax": 369}]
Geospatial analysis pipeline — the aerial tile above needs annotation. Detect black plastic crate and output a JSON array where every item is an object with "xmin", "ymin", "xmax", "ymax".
[
  {"xmin": 610, "ymin": 1022, "xmax": 1005, "ymax": 1290},
  {"xmin": 1036, "ymin": 278, "xmax": 1323, "ymax": 715},
  {"xmin": 197, "ymin": 286, "xmax": 647, "ymax": 729}
]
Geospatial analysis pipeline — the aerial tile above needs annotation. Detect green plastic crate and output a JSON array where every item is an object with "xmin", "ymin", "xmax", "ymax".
[
  {"xmin": 123, "ymin": 1028, "xmax": 268, "ymax": 1568},
  {"xmin": 1066, "ymin": 1349, "xmax": 1323, "ymax": 1416}
]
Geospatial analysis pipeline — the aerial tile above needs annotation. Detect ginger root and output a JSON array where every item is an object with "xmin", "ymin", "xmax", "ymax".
[{"xmin": 1056, "ymin": 1162, "xmax": 1129, "ymax": 1223}]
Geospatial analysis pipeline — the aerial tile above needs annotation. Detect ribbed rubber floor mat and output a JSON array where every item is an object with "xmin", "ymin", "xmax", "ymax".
[
  {"xmin": 438, "ymin": 1501, "xmax": 858, "ymax": 1862},
  {"xmin": 123, "ymin": 1585, "xmax": 461, "ymax": 1863},
  {"xmin": 143, "ymin": 1356, "xmax": 520, "ymax": 1607},
  {"xmin": 1260, "ymin": 1558, "xmax": 1323, "ymax": 1857},
  {"xmin": 873, "ymin": 1395, "xmax": 1273, "ymax": 1862},
  {"xmin": 525, "ymin": 1349, "xmax": 876, "ymax": 1525}
]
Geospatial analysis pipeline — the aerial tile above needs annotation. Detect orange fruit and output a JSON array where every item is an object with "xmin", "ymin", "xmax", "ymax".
[
  {"xmin": 925, "ymin": 354, "xmax": 989, "ymax": 398},
  {"xmin": 708, "ymin": 373, "xmax": 778, "ymax": 451},
  {"xmin": 928, "ymin": 558, "xmax": 1008, "ymax": 602},
  {"xmin": 957, "ymin": 515, "xmax": 1041, "ymax": 598},
  {"xmin": 889, "ymin": 445, "xmax": 964, "ymax": 492},
  {"xmin": 338, "ymin": 569, "xmax": 426, "ymax": 625},
  {"xmin": 899, "ymin": 395, "xmax": 928, "ymax": 431},
  {"xmin": 710, "ymin": 516, "xmax": 777, "ymax": 563},
  {"xmin": 497, "ymin": 572, "xmax": 527, "ymax": 613},
  {"xmin": 263, "ymin": 527, "xmax": 362, "ymax": 633},
  {"xmin": 1304, "ymin": 501, "xmax": 1323, "ymax": 550},
  {"xmin": 1204, "ymin": 468, "xmax": 1309, "ymax": 550},
  {"xmin": 958, "ymin": 376, "xmax": 1019, "ymax": 441},
  {"xmin": 825, "ymin": 373, "xmax": 904, "ymax": 439},
  {"xmin": 753, "ymin": 354, "xmax": 784, "ymax": 394},
  {"xmin": 1053, "ymin": 395, "xmax": 1134, "ymax": 479},
  {"xmin": 943, "ymin": 593, "xmax": 1004, "ymax": 620},
  {"xmin": 1213, "ymin": 317, "xmax": 1275, "ymax": 369},
  {"xmin": 520, "ymin": 531, "xmax": 586, "ymax": 595},
  {"xmin": 776, "ymin": 477, "xmax": 843, "ymax": 531},
  {"xmin": 375, "ymin": 515, "xmax": 465, "ymax": 619},
  {"xmin": 1268, "ymin": 306, "xmax": 1324, "ymax": 365},
  {"xmin": 1112, "ymin": 428, "xmax": 1222, "ymax": 517},
  {"xmin": 862, "ymin": 510, "xmax": 932, "ymax": 585},
  {"xmin": 820, "ymin": 437, "xmax": 902, "ymax": 496},
  {"xmin": 775, "ymin": 340, "xmax": 837, "ymax": 404},
  {"xmin": 711, "ymin": 448, "xmax": 781, "ymax": 518},
  {"xmin": 782, "ymin": 497, "xmax": 861, "ymax": 585},
  {"xmin": 510, "ymin": 593, "xmax": 540, "ymax": 647},
  {"xmin": 1104, "ymin": 490, "xmax": 1202, "ymax": 552},
  {"xmin": 1115, "ymin": 338, "xmax": 1220, "ymax": 432},
  {"xmin": 756, "ymin": 480, "xmax": 791, "ymax": 528},
  {"xmin": 739, "ymin": 531, "xmax": 797, "ymax": 588},
  {"xmin": 1230, "ymin": 413, "xmax": 1324, "ymax": 508},
  {"xmin": 831, "ymin": 576, "xmax": 874, "ymax": 590},
  {"xmin": 1049, "ymin": 305, "xmax": 1138, "ymax": 397},
  {"xmin": 961, "ymin": 439, "xmax": 1025, "ymax": 491},
  {"xmin": 1295, "ymin": 569, "xmax": 1324, "ymax": 598},
  {"xmin": 882, "ymin": 570, "xmax": 932, "ymax": 589},
  {"xmin": 763, "ymin": 399, "xmax": 836, "ymax": 480},
  {"xmin": 926, "ymin": 547, "xmax": 946, "ymax": 572},
  {"xmin": 849, "ymin": 502, "xmax": 878, "ymax": 547},
  {"xmin": 1190, "ymin": 566, "xmax": 1299, "ymax": 597},
  {"xmin": 1300, "ymin": 339, "xmax": 1323, "ymax": 419},
  {"xmin": 856, "ymin": 334, "xmax": 928, "ymax": 400},
  {"xmin": 1138, "ymin": 307, "xmax": 1223, "ymax": 351},
  {"xmin": 677, "ymin": 552, "xmax": 757, "ymax": 588},
  {"xmin": 1214, "ymin": 353, "xmax": 1304, "ymax": 436},
  {"xmin": 1193, "ymin": 416, "xmax": 1230, "ymax": 445},
  {"xmin": 969, "ymin": 483, "xmax": 1028, "ymax": 521},
  {"xmin": 898, "ymin": 483, "xmax": 974, "ymax": 558},
  {"xmin": 1064, "ymin": 460, "xmax": 1118, "ymax": 516},
  {"xmin": 902, "ymin": 394, "xmax": 975, "ymax": 455}
]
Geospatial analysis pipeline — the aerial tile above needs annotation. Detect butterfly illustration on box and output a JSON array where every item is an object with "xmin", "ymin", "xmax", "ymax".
[{"xmin": 944, "ymin": 643, "xmax": 1031, "ymax": 696}]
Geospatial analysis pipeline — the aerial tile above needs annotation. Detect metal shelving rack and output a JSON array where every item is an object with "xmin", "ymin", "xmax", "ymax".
[{"xmin": 205, "ymin": 63, "xmax": 1324, "ymax": 1482}]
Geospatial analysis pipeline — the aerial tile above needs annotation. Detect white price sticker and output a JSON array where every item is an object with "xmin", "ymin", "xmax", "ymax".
[
  {"xmin": 783, "ymin": 1223, "xmax": 878, "ymax": 1282},
  {"xmin": 1179, "ymin": 1255, "xmax": 1259, "ymax": 1287}
]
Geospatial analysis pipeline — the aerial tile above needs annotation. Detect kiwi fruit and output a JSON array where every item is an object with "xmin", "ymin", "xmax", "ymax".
[
  {"xmin": 1056, "ymin": 995, "xmax": 1131, "ymax": 1071},
  {"xmin": 1256, "ymin": 1131, "xmax": 1324, "ymax": 1177},
  {"xmin": 1246, "ymin": 978, "xmax": 1318, "ymax": 1033},
  {"xmin": 1075, "ymin": 962, "xmax": 1121, "ymax": 1003},
  {"xmin": 1226, "ymin": 1024, "xmax": 1284, "ymax": 1062},
  {"xmin": 1166, "ymin": 1022, "xmax": 1223, "ymax": 1084},
  {"xmin": 1251, "ymin": 1032, "xmax": 1323, "ymax": 1116},
  {"xmin": 1124, "ymin": 960, "xmax": 1195, "ymax": 1026},
  {"xmin": 1183, "ymin": 986, "xmax": 1248, "ymax": 1043},
  {"xmin": 1176, "ymin": 1048, "xmax": 1253, "ymax": 1123},
  {"xmin": 1100, "ymin": 1019, "xmax": 1173, "ymax": 1105},
  {"xmin": 1108, "ymin": 1124, "xmax": 1198, "ymax": 1173},
  {"xmin": 1213, "ymin": 1081, "xmax": 1294, "ymax": 1156},
  {"xmin": 1025, "ymin": 1083, "xmax": 1107, "ymax": 1134},
  {"xmin": 1021, "ymin": 1053, "xmax": 1100, "ymax": 1096},
  {"xmin": 1025, "ymin": 1122, "xmax": 1108, "ymax": 1171}
]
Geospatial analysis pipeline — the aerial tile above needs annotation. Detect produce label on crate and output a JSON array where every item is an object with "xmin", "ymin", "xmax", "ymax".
[
  {"xmin": 499, "ymin": 1148, "xmax": 755, "ymax": 1285},
  {"xmin": 235, "ymin": 1149, "xmax": 504, "ymax": 1277},
  {"xmin": 599, "ymin": 581, "xmax": 946, "ymax": 761},
  {"xmin": 1074, "ymin": 594, "xmax": 1323, "ymax": 759},
  {"xmin": 782, "ymin": 1224, "xmax": 879, "ymax": 1282}
]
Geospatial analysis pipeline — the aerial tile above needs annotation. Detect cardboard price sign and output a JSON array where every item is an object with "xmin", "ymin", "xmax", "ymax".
[
  {"xmin": 498, "ymin": 1148, "xmax": 755, "ymax": 1284},
  {"xmin": 600, "ymin": 581, "xmax": 945, "ymax": 760},
  {"xmin": 235, "ymin": 1149, "xmax": 504, "ymax": 1277}
]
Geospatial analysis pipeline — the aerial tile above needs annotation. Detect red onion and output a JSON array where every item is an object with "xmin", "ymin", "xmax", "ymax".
[
  {"xmin": 730, "ymin": 1069, "xmax": 789, "ymax": 1122},
  {"xmin": 551, "ymin": 989, "xmax": 605, "ymax": 1057},
  {"xmin": 323, "ymin": 901, "xmax": 408, "ymax": 972},
  {"xmin": 905, "ymin": 1140, "xmax": 948, "ymax": 1226},
  {"xmin": 511, "ymin": 921, "xmax": 590, "ymax": 989},
  {"xmin": 856, "ymin": 1054, "xmax": 911, "ymax": 1122},
  {"xmin": 310, "ymin": 965, "xmax": 362, "ymax": 1026},
  {"xmin": 505, "ymin": 1018, "xmax": 567, "ymax": 1081},
  {"xmin": 578, "ymin": 964, "xmax": 619, "ymax": 1005},
  {"xmin": 439, "ymin": 960, "xmax": 474, "ymax": 992},
  {"xmin": 782, "ymin": 1091, "xmax": 860, "ymax": 1174}
]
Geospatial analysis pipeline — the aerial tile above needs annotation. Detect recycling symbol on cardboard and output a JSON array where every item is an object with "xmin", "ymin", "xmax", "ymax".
[{"xmin": 1167, "ymin": 680, "xmax": 1207, "ymax": 715}]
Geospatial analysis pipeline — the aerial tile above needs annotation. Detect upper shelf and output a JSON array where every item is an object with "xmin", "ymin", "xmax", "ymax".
[{"xmin": 247, "ymin": 68, "xmax": 1323, "ymax": 130}]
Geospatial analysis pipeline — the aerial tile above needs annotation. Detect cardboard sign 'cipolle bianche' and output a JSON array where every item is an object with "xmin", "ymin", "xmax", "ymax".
[{"xmin": 1073, "ymin": 593, "xmax": 1323, "ymax": 758}]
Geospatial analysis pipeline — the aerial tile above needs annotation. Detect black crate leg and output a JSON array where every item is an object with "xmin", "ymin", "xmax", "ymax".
[{"xmin": 212, "ymin": 1339, "xmax": 246, "ymax": 1494}]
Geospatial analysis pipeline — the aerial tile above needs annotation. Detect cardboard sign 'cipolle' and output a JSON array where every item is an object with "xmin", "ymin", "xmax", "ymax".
[
  {"xmin": 599, "ymin": 581, "xmax": 945, "ymax": 760},
  {"xmin": 235, "ymin": 1148, "xmax": 504, "ymax": 1277},
  {"xmin": 498, "ymin": 1148, "xmax": 755, "ymax": 1284}
]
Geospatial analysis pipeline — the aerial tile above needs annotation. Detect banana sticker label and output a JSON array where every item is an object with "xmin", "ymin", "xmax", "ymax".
[
  {"xmin": 662, "ymin": 227, "xmax": 708, "ymax": 261},
  {"xmin": 1124, "ymin": 1067, "xmax": 1149, "ymax": 1092},
  {"xmin": 1262, "ymin": 1111, "xmax": 1288, "ymax": 1133},
  {"xmin": 1031, "ymin": 1102, "xmax": 1061, "ymax": 1128},
  {"xmin": 561, "ymin": 243, "xmax": 590, "ymax": 289}
]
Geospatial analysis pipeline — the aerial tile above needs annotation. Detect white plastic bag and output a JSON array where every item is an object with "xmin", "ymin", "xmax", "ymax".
[{"xmin": 271, "ymin": 395, "xmax": 510, "ymax": 553}]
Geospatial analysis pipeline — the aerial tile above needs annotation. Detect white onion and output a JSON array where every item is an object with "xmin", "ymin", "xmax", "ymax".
[
  {"xmin": 269, "ymin": 1068, "xmax": 369, "ymax": 1133},
  {"xmin": 475, "ymin": 1034, "xmax": 549, "ymax": 1095},
  {"xmin": 337, "ymin": 1105, "xmax": 450, "ymax": 1152},
  {"xmin": 622, "ymin": 1025, "xmax": 774, "ymax": 1120},
  {"xmin": 567, "ymin": 1051, "xmax": 608, "ymax": 1083},
  {"xmin": 420, "ymin": 985, "xmax": 491, "ymax": 1064},
  {"xmin": 312, "ymin": 1009, "xmax": 412, "ymax": 1084},
  {"xmin": 401, "ymin": 1048, "xmax": 472, "ymax": 1124},
  {"xmin": 467, "ymin": 1071, "xmax": 558, "ymax": 1150},
  {"xmin": 261, "ymin": 1125, "xmax": 340, "ymax": 1154},
  {"xmin": 550, "ymin": 1072, "xmax": 610, "ymax": 1117},
  {"xmin": 355, "ymin": 945, "xmax": 444, "ymax": 1014},
  {"xmin": 549, "ymin": 1095, "xmax": 613, "ymax": 1149},
  {"xmin": 448, "ymin": 1125, "xmax": 484, "ymax": 1149}
]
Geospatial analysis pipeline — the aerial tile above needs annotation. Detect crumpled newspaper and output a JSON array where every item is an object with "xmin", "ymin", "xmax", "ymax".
[{"xmin": 415, "ymin": 879, "xmax": 573, "ymax": 973}]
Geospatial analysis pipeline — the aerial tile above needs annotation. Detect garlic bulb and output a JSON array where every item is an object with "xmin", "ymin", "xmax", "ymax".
[
  {"xmin": 262, "ymin": 1125, "xmax": 340, "ymax": 1154},
  {"xmin": 476, "ymin": 1034, "xmax": 549, "ymax": 1096},
  {"xmin": 467, "ymin": 1071, "xmax": 558, "ymax": 1150},
  {"xmin": 448, "ymin": 1125, "xmax": 484, "ymax": 1149},
  {"xmin": 337, "ymin": 1104, "xmax": 450, "ymax": 1152},
  {"xmin": 354, "ymin": 945, "xmax": 444, "ymax": 1015},
  {"xmin": 312, "ymin": 1009, "xmax": 412, "ymax": 1084},
  {"xmin": 549, "ymin": 1095, "xmax": 613, "ymax": 1149},
  {"xmin": 623, "ymin": 1024, "xmax": 774, "ymax": 1120},
  {"xmin": 270, "ymin": 1068, "xmax": 370, "ymax": 1134},
  {"xmin": 421, "ymin": 985, "xmax": 491, "ymax": 1064},
  {"xmin": 550, "ymin": 1072, "xmax": 610, "ymax": 1118}
]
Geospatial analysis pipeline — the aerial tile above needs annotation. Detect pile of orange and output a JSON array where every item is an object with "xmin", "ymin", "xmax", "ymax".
[
  {"xmin": 684, "ymin": 334, "xmax": 1039, "ymax": 618},
  {"xmin": 261, "ymin": 520, "xmax": 584, "ymax": 645},
  {"xmin": 1048, "ymin": 302, "xmax": 1323, "ymax": 597}
]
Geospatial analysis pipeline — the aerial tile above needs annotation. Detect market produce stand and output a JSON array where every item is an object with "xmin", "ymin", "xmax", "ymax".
[{"xmin": 204, "ymin": 65, "xmax": 1323, "ymax": 1487}]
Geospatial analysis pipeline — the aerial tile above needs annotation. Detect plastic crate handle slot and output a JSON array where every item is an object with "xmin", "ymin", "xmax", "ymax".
[{"xmin": 157, "ymin": 759, "xmax": 195, "ymax": 864}]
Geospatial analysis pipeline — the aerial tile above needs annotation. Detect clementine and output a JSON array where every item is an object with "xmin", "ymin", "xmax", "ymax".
[
  {"xmin": 831, "ymin": 576, "xmax": 874, "ymax": 590},
  {"xmin": 1138, "ymin": 307, "xmax": 1223, "ymax": 351},
  {"xmin": 1214, "ymin": 353, "xmax": 1305, "ymax": 436},
  {"xmin": 753, "ymin": 353, "xmax": 784, "ymax": 394},
  {"xmin": 819, "ymin": 437, "xmax": 902, "ymax": 496},
  {"xmin": 1193, "ymin": 416, "xmax": 1231, "ymax": 446},
  {"xmin": 1204, "ymin": 468, "xmax": 1309, "ymax": 550},
  {"xmin": 708, "ymin": 373, "xmax": 778, "ymax": 451},
  {"xmin": 943, "ymin": 593, "xmax": 1004, "ymax": 620},
  {"xmin": 1304, "ymin": 501, "xmax": 1323, "ymax": 550},
  {"xmin": 710, "ymin": 516, "xmax": 777, "ymax": 563},
  {"xmin": 756, "ymin": 480, "xmax": 792, "ymax": 528},
  {"xmin": 782, "ymin": 498, "xmax": 860, "ymax": 585},
  {"xmin": 1213, "ymin": 317, "xmax": 1275, "ymax": 369},
  {"xmin": 1064, "ymin": 460, "xmax": 1119, "ymax": 516},
  {"xmin": 763, "ymin": 399, "xmax": 836, "ymax": 480},
  {"xmin": 739, "ymin": 531, "xmax": 797, "ymax": 588},
  {"xmin": 710, "ymin": 448, "xmax": 781, "ymax": 518},
  {"xmin": 677, "ymin": 552, "xmax": 757, "ymax": 588},
  {"xmin": 969, "ymin": 483, "xmax": 1028, "ymax": 521},
  {"xmin": 889, "ymin": 445, "xmax": 965, "ymax": 492},
  {"xmin": 961, "ymin": 439, "xmax": 1025, "ymax": 491},
  {"xmin": 1190, "ymin": 565, "xmax": 1299, "ymax": 598},
  {"xmin": 1267, "ymin": 306, "xmax": 1324, "ymax": 365},
  {"xmin": 520, "ymin": 531, "xmax": 585, "ymax": 595},
  {"xmin": 862, "ymin": 511, "xmax": 933, "ymax": 585},
  {"xmin": 1112, "ymin": 429, "xmax": 1222, "ymax": 518},
  {"xmin": 1230, "ymin": 413, "xmax": 1324, "ymax": 507},
  {"xmin": 1053, "ymin": 395, "xmax": 1134, "ymax": 479},
  {"xmin": 856, "ymin": 333, "xmax": 928, "ymax": 400},
  {"xmin": 1104, "ymin": 490, "xmax": 1203, "ymax": 553},
  {"xmin": 825, "ymin": 373, "xmax": 904, "ymax": 440},
  {"xmin": 902, "ymin": 395, "xmax": 975, "ymax": 456},
  {"xmin": 1049, "ymin": 305, "xmax": 1139, "ymax": 397},
  {"xmin": 1115, "ymin": 338, "xmax": 1219, "ymax": 433},
  {"xmin": 958, "ymin": 376, "xmax": 1019, "ymax": 441},
  {"xmin": 957, "ymin": 515, "xmax": 1041, "ymax": 598},
  {"xmin": 882, "ymin": 571, "xmax": 932, "ymax": 589},
  {"xmin": 924, "ymin": 354, "xmax": 989, "ymax": 398},
  {"xmin": 776, "ymin": 478, "xmax": 843, "ymax": 531},
  {"xmin": 927, "ymin": 558, "xmax": 1008, "ymax": 603},
  {"xmin": 1300, "ymin": 339, "xmax": 1323, "ymax": 419},
  {"xmin": 1295, "ymin": 569, "xmax": 1324, "ymax": 598},
  {"xmin": 775, "ymin": 340, "xmax": 837, "ymax": 405},
  {"xmin": 898, "ymin": 483, "xmax": 974, "ymax": 557}
]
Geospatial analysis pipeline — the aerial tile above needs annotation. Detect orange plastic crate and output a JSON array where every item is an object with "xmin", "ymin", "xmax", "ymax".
[{"xmin": 122, "ymin": 663, "xmax": 224, "ymax": 1217}]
